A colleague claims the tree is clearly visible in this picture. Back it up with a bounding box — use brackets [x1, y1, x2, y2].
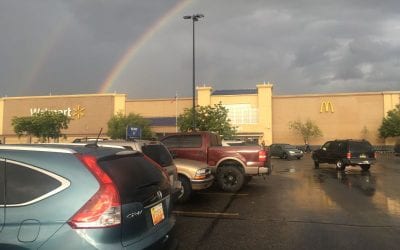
[379, 104, 400, 138]
[289, 118, 323, 144]
[12, 111, 70, 142]
[177, 103, 236, 139]
[107, 112, 153, 139]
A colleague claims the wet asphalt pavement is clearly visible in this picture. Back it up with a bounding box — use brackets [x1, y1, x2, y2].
[171, 154, 400, 250]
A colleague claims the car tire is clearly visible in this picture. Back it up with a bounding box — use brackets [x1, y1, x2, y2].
[283, 152, 288, 160]
[217, 166, 244, 192]
[177, 175, 192, 203]
[336, 160, 346, 171]
[361, 165, 370, 171]
[314, 159, 320, 169]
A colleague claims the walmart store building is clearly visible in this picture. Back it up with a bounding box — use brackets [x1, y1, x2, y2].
[0, 83, 399, 145]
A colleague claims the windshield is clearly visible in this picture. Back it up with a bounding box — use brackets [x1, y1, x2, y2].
[350, 141, 373, 152]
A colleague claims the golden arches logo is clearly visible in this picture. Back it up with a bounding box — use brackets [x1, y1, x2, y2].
[320, 101, 334, 113]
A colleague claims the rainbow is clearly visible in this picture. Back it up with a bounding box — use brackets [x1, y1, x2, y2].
[98, 0, 191, 94]
[21, 16, 71, 95]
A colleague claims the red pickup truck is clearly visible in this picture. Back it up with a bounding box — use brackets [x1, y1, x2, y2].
[161, 131, 272, 192]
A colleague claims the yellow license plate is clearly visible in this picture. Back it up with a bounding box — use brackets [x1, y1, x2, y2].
[150, 203, 165, 225]
[360, 154, 366, 158]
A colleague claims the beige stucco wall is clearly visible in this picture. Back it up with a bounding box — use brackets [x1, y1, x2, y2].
[113, 94, 127, 115]
[0, 87, 398, 145]
[197, 84, 273, 143]
[0, 99, 3, 136]
[1, 94, 122, 143]
[125, 97, 192, 134]
[125, 98, 192, 117]
[383, 92, 400, 116]
[272, 92, 386, 145]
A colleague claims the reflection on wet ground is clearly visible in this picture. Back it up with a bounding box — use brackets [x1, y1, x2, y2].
[324, 169, 375, 196]
[271, 155, 400, 225]
[174, 155, 400, 249]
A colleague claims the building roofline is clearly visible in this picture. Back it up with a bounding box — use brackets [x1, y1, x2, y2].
[1, 93, 126, 100]
[126, 97, 193, 102]
[273, 90, 400, 99]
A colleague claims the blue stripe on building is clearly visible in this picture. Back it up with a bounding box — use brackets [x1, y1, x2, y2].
[148, 117, 176, 126]
[212, 89, 257, 95]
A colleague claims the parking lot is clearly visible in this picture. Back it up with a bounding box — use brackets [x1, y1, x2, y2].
[171, 154, 400, 250]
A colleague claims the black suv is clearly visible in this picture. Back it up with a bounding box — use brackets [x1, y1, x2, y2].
[312, 139, 376, 171]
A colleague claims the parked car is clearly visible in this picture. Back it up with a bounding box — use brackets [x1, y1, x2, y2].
[78, 139, 182, 202]
[173, 158, 214, 203]
[72, 137, 109, 142]
[394, 140, 400, 157]
[96, 139, 213, 203]
[0, 144, 175, 249]
[269, 143, 304, 160]
[312, 139, 376, 171]
[161, 131, 272, 192]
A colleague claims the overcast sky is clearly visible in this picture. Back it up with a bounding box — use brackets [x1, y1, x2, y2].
[1, 0, 400, 99]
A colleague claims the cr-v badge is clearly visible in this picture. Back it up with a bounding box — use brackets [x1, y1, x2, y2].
[127, 210, 143, 219]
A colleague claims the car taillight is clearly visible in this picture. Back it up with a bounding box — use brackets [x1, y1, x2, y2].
[259, 150, 267, 162]
[346, 152, 351, 159]
[68, 154, 121, 229]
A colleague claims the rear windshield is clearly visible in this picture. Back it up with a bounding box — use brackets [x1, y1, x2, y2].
[141, 144, 173, 167]
[349, 141, 373, 152]
[98, 154, 168, 204]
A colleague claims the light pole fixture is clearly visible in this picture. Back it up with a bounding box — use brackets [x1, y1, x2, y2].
[183, 14, 204, 131]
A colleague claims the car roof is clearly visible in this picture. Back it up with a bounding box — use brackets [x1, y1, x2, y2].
[333, 139, 371, 144]
[0, 144, 76, 154]
[97, 139, 165, 151]
[12, 143, 139, 158]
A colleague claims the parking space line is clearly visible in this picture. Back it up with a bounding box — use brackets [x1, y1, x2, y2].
[173, 210, 240, 219]
[197, 192, 249, 196]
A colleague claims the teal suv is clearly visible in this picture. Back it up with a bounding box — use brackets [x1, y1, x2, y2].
[0, 144, 175, 249]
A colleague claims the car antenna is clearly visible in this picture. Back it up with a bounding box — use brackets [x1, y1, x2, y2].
[95, 128, 103, 144]
[85, 128, 102, 148]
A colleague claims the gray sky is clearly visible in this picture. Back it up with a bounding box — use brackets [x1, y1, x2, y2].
[1, 0, 400, 99]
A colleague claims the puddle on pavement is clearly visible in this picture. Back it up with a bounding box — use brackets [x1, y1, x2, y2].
[276, 168, 297, 174]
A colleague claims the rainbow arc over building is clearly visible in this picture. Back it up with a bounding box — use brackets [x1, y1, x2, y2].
[98, 0, 190, 94]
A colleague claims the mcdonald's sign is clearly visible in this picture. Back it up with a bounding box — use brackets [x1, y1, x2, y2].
[320, 101, 334, 113]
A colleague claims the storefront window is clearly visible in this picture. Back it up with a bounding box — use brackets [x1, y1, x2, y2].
[223, 104, 258, 125]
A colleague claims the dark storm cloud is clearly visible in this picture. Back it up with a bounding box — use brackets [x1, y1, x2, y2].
[0, 0, 399, 98]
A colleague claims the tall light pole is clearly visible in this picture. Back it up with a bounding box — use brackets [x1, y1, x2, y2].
[183, 14, 204, 131]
